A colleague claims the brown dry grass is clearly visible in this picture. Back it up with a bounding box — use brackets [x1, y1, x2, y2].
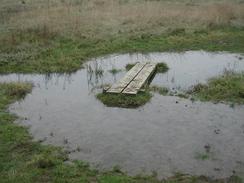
[1, 0, 244, 39]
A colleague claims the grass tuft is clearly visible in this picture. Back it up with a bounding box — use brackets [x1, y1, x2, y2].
[109, 68, 122, 74]
[1, 82, 32, 98]
[156, 62, 169, 73]
[125, 63, 137, 71]
[96, 91, 152, 108]
[125, 62, 169, 74]
[188, 72, 244, 104]
[29, 154, 56, 169]
[0, 83, 32, 109]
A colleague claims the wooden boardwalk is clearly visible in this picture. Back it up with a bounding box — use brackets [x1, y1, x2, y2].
[106, 63, 157, 94]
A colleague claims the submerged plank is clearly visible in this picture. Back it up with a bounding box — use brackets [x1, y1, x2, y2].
[122, 63, 157, 94]
[106, 63, 146, 93]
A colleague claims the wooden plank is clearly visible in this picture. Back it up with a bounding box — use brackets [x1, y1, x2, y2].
[122, 63, 157, 94]
[106, 63, 146, 93]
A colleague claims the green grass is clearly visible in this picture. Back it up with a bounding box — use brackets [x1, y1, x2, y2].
[125, 63, 137, 71]
[109, 68, 122, 75]
[0, 82, 243, 182]
[156, 63, 169, 73]
[96, 91, 152, 108]
[126, 62, 168, 73]
[1, 28, 244, 73]
[0, 83, 32, 120]
[0, 82, 32, 100]
[188, 72, 244, 104]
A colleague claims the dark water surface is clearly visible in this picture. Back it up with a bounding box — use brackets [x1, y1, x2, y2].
[1, 51, 244, 178]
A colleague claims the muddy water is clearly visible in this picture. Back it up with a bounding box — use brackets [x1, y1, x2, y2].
[1, 51, 244, 178]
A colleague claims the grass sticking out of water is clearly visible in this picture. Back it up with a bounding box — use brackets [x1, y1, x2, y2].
[109, 68, 122, 75]
[195, 152, 210, 161]
[96, 91, 152, 108]
[156, 63, 169, 73]
[149, 85, 169, 95]
[188, 72, 244, 104]
[125, 62, 169, 74]
[125, 63, 137, 71]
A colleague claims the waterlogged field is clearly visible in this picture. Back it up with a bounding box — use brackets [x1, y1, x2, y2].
[1, 51, 244, 178]
[1, 0, 244, 73]
[1, 0, 244, 182]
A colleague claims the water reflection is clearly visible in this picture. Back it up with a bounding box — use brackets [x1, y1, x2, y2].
[0, 51, 244, 178]
[1, 51, 243, 93]
[86, 60, 105, 92]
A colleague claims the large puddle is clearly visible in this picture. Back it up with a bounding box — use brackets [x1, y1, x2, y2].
[1, 51, 244, 178]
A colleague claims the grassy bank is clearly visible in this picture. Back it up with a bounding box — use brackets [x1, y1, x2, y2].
[188, 72, 244, 104]
[0, 28, 244, 73]
[1, 0, 244, 73]
[0, 82, 242, 183]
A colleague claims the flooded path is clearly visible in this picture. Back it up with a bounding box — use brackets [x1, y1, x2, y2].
[1, 51, 244, 178]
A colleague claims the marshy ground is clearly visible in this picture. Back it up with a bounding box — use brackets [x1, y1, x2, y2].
[1, 0, 244, 73]
[1, 0, 244, 182]
[1, 51, 244, 181]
